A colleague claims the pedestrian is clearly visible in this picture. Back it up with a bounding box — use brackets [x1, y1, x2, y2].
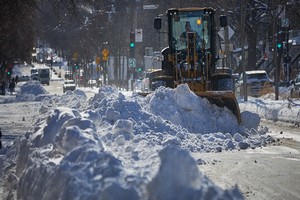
[15, 75, 19, 84]
[9, 80, 15, 95]
[0, 128, 2, 149]
[1, 80, 5, 95]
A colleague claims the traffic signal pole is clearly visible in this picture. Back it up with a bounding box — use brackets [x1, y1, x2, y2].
[284, 26, 291, 82]
[271, 1, 279, 101]
[129, 31, 137, 83]
[274, 28, 284, 100]
[129, 31, 135, 58]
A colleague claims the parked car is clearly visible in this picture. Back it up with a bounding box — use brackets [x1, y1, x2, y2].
[290, 75, 300, 98]
[63, 79, 76, 93]
[238, 70, 273, 97]
[31, 73, 39, 81]
[64, 71, 71, 79]
[88, 79, 97, 87]
[30, 68, 38, 75]
[19, 75, 30, 82]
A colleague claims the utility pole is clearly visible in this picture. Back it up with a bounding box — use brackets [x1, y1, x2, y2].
[224, 1, 230, 69]
[273, 0, 282, 101]
[240, 0, 248, 101]
[282, 13, 290, 82]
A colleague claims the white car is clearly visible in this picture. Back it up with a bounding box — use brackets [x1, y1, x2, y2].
[63, 80, 76, 93]
[238, 70, 273, 97]
[88, 79, 97, 87]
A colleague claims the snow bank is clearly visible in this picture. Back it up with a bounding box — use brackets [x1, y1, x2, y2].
[2, 84, 276, 199]
[147, 146, 243, 200]
[239, 95, 300, 125]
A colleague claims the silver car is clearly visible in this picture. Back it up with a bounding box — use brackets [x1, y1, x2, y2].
[290, 75, 300, 98]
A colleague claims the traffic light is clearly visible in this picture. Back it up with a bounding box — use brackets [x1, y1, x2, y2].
[6, 65, 12, 76]
[137, 66, 142, 72]
[276, 31, 284, 51]
[130, 31, 135, 48]
[130, 31, 135, 57]
[73, 62, 79, 69]
[6, 69, 12, 75]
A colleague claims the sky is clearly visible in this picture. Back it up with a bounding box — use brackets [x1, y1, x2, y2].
[0, 64, 299, 200]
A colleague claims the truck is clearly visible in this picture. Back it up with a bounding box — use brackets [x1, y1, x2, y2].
[146, 7, 241, 122]
[38, 67, 50, 85]
[139, 69, 164, 93]
[238, 70, 273, 97]
[144, 51, 163, 71]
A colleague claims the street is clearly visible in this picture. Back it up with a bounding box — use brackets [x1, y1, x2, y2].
[193, 121, 300, 200]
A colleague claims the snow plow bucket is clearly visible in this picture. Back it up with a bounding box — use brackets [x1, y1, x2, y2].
[194, 90, 241, 124]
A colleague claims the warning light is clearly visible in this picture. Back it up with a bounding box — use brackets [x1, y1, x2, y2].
[197, 18, 202, 25]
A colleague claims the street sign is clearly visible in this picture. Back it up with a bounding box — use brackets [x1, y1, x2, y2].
[128, 58, 136, 68]
[102, 56, 108, 61]
[143, 4, 159, 10]
[135, 29, 143, 42]
[102, 48, 109, 57]
[281, 18, 289, 27]
[72, 52, 78, 61]
[95, 56, 101, 64]
[218, 26, 234, 40]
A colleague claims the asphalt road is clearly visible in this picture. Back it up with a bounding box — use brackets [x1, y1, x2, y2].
[192, 122, 300, 200]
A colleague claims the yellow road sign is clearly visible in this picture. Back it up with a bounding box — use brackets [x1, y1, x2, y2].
[102, 56, 108, 61]
[96, 56, 101, 64]
[102, 48, 109, 57]
[72, 52, 79, 61]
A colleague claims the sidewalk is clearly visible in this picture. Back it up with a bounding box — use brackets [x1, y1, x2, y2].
[0, 82, 22, 104]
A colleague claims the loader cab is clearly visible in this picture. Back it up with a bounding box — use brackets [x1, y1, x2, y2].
[154, 8, 231, 92]
[155, 8, 217, 74]
[168, 9, 213, 52]
[153, 8, 241, 123]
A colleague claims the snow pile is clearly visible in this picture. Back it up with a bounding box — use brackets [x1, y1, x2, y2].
[144, 84, 240, 134]
[239, 94, 300, 125]
[1, 84, 276, 199]
[147, 146, 243, 200]
[19, 81, 48, 96]
[15, 81, 48, 102]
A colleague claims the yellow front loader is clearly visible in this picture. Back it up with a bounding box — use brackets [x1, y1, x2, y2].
[147, 7, 241, 123]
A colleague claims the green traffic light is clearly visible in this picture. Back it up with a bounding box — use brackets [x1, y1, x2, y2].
[130, 42, 135, 48]
[277, 43, 282, 49]
[137, 67, 142, 72]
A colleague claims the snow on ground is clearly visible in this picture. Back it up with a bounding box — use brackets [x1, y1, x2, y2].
[0, 65, 299, 199]
[239, 93, 300, 125]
